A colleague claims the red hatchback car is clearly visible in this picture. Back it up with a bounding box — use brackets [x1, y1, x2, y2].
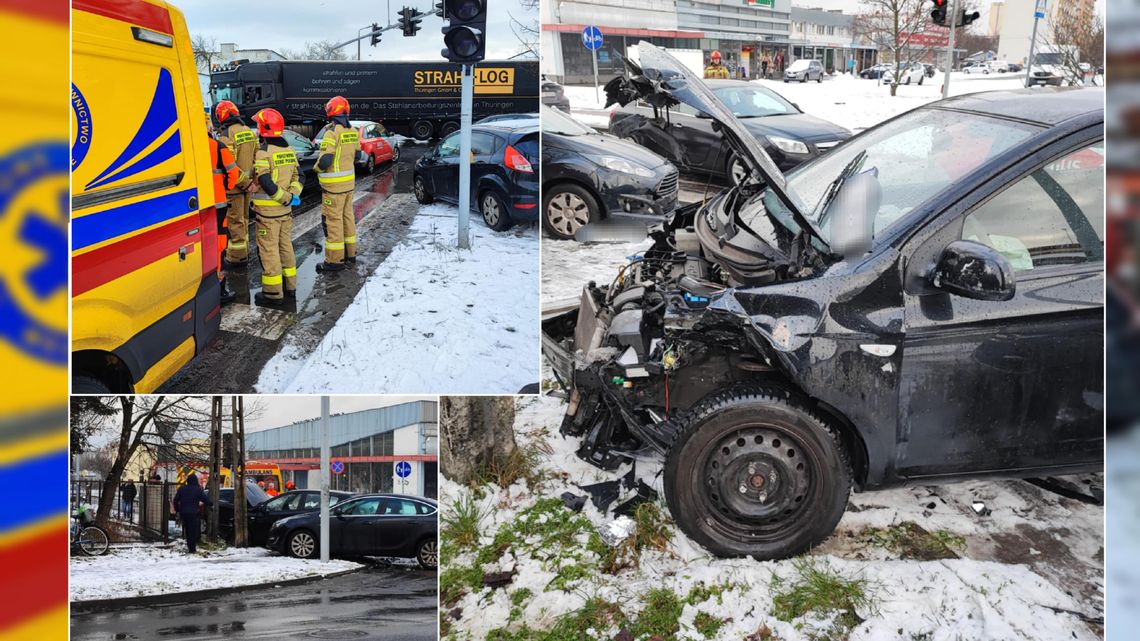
[315, 120, 399, 174]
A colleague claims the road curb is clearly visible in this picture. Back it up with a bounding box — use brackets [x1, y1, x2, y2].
[70, 564, 364, 612]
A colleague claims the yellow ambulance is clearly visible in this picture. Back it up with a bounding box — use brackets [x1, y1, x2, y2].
[71, 0, 220, 392]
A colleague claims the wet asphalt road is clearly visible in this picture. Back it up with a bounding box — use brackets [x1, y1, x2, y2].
[70, 561, 438, 641]
[158, 144, 430, 393]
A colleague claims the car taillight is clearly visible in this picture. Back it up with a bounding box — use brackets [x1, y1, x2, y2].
[503, 145, 533, 173]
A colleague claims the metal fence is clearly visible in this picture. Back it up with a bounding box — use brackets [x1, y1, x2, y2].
[71, 479, 179, 544]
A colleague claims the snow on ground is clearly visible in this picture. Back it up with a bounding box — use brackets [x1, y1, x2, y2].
[1107, 427, 1140, 640]
[441, 396, 1103, 641]
[70, 543, 360, 602]
[256, 206, 540, 394]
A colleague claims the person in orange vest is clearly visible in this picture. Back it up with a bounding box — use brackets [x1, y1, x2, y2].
[314, 96, 361, 272]
[207, 117, 241, 305]
[704, 50, 730, 79]
[265, 482, 279, 497]
[215, 100, 258, 268]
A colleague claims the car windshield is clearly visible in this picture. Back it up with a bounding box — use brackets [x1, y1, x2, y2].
[788, 60, 811, 71]
[541, 104, 592, 136]
[211, 85, 242, 105]
[742, 108, 1041, 244]
[1034, 53, 1063, 65]
[711, 86, 797, 118]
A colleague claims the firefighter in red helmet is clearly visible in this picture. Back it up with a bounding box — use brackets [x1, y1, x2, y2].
[314, 95, 361, 273]
[704, 50, 729, 79]
[248, 108, 302, 307]
[206, 115, 240, 305]
[214, 100, 258, 267]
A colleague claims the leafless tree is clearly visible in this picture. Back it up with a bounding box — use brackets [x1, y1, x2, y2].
[283, 40, 350, 61]
[854, 0, 931, 96]
[191, 34, 219, 72]
[1034, 7, 1103, 86]
[509, 0, 540, 59]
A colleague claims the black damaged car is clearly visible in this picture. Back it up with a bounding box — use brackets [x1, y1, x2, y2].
[542, 42, 1104, 560]
[541, 104, 679, 240]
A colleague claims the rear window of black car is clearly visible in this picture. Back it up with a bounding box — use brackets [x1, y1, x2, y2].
[514, 133, 539, 163]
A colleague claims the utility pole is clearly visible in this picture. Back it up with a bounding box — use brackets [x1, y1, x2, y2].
[320, 396, 331, 563]
[232, 396, 248, 547]
[457, 64, 473, 249]
[207, 396, 221, 541]
[941, 0, 957, 98]
[1025, 0, 1044, 87]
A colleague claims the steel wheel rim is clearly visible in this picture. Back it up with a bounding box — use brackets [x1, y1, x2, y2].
[414, 177, 425, 200]
[79, 527, 108, 555]
[730, 158, 748, 185]
[482, 195, 501, 226]
[546, 192, 589, 236]
[697, 424, 815, 541]
[291, 532, 315, 557]
[420, 540, 438, 567]
[392, 146, 400, 161]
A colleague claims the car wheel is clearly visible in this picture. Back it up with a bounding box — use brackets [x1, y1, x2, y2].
[365, 155, 375, 174]
[416, 538, 438, 569]
[542, 184, 597, 240]
[287, 530, 317, 559]
[800, 75, 807, 83]
[414, 175, 433, 204]
[390, 145, 400, 163]
[440, 121, 460, 137]
[918, 76, 924, 85]
[905, 76, 911, 85]
[480, 191, 512, 232]
[73, 374, 113, 394]
[727, 155, 748, 185]
[663, 386, 852, 559]
[817, 74, 822, 83]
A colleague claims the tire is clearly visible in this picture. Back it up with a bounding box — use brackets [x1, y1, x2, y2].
[918, 76, 924, 85]
[416, 538, 438, 569]
[905, 77, 911, 85]
[364, 155, 375, 174]
[73, 374, 112, 394]
[287, 530, 318, 559]
[480, 191, 512, 232]
[77, 525, 110, 556]
[663, 386, 852, 559]
[816, 74, 822, 83]
[390, 145, 400, 163]
[542, 183, 598, 240]
[412, 120, 434, 140]
[414, 175, 433, 204]
[440, 121, 460, 137]
[800, 75, 806, 83]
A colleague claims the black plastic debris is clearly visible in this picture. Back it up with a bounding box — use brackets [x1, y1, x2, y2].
[579, 480, 622, 512]
[613, 480, 659, 518]
[560, 491, 587, 512]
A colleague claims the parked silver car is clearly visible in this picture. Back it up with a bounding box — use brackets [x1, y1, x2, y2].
[783, 58, 823, 83]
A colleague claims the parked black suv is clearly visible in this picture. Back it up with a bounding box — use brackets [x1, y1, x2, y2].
[542, 43, 1104, 560]
[413, 121, 539, 231]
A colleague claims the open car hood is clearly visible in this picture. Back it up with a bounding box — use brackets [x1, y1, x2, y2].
[604, 42, 788, 192]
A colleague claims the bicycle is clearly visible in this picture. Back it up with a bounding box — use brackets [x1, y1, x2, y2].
[71, 505, 110, 556]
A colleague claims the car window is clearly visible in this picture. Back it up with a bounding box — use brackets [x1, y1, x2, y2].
[438, 133, 460, 158]
[381, 498, 420, 515]
[300, 492, 320, 510]
[415, 501, 437, 515]
[961, 142, 1105, 272]
[342, 498, 381, 515]
[712, 87, 796, 117]
[471, 132, 499, 156]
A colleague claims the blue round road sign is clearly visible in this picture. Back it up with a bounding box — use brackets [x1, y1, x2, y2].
[331, 460, 344, 475]
[582, 26, 603, 51]
[395, 461, 412, 478]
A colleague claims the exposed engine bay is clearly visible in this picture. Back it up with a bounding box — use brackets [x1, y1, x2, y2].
[545, 198, 832, 471]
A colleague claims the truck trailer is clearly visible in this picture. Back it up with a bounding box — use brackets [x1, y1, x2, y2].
[209, 59, 539, 140]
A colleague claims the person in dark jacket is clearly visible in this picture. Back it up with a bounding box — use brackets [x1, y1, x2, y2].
[120, 480, 137, 522]
[172, 473, 212, 553]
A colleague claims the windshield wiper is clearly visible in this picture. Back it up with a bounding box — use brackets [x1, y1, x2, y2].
[813, 150, 867, 220]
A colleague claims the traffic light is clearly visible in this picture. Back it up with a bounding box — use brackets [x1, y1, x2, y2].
[930, 0, 947, 26]
[435, 0, 445, 18]
[441, 0, 486, 63]
[400, 7, 423, 37]
[959, 9, 981, 26]
[370, 22, 382, 46]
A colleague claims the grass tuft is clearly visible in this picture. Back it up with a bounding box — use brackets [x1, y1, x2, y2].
[771, 557, 876, 640]
[862, 522, 965, 560]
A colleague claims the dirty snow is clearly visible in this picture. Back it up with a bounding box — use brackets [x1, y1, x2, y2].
[70, 543, 361, 602]
[1107, 427, 1139, 640]
[255, 205, 539, 394]
[441, 396, 1103, 640]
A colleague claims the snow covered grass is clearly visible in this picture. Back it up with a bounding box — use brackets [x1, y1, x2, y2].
[439, 396, 1103, 641]
[256, 205, 540, 394]
[69, 543, 361, 602]
[1107, 427, 1140, 640]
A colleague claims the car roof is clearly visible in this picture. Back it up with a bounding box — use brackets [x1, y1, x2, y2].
[475, 122, 539, 135]
[933, 87, 1104, 126]
[344, 493, 437, 504]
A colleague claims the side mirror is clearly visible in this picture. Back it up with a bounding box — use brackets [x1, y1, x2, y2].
[827, 168, 881, 260]
[929, 240, 1016, 301]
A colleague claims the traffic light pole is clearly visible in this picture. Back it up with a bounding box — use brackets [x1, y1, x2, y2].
[941, 0, 957, 99]
[457, 63, 473, 249]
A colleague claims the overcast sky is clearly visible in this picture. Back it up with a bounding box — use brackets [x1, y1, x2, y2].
[179, 0, 536, 61]
[797, 0, 1105, 24]
[244, 395, 434, 432]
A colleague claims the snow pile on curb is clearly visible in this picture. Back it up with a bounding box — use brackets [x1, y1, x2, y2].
[70, 543, 361, 602]
[256, 205, 539, 393]
[1107, 427, 1140, 640]
[440, 396, 1102, 640]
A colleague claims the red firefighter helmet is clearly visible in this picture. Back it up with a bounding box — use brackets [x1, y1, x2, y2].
[215, 100, 239, 123]
[325, 95, 350, 117]
[252, 108, 285, 137]
[257, 481, 266, 488]
[285, 481, 295, 490]
[710, 50, 722, 64]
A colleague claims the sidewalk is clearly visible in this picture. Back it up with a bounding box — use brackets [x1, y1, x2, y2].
[70, 542, 361, 603]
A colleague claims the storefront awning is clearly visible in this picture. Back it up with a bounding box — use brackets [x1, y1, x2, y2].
[543, 23, 705, 39]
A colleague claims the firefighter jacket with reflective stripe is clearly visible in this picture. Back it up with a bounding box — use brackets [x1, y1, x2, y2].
[209, 135, 240, 208]
[251, 143, 303, 218]
[219, 121, 258, 193]
[316, 123, 360, 194]
[703, 64, 730, 79]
